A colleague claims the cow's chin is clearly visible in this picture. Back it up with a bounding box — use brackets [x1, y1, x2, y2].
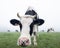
[18, 37, 30, 46]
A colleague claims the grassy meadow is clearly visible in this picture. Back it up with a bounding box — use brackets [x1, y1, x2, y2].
[0, 32, 60, 48]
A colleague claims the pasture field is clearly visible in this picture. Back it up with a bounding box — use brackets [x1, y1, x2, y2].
[0, 32, 60, 48]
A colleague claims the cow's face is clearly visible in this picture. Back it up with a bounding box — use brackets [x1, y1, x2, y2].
[10, 15, 35, 46]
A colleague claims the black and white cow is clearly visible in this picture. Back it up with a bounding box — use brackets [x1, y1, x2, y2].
[10, 7, 44, 46]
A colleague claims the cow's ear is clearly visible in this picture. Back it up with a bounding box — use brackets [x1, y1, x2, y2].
[10, 19, 20, 26]
[33, 19, 44, 25]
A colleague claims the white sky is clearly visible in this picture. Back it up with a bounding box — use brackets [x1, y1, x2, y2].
[0, 0, 60, 32]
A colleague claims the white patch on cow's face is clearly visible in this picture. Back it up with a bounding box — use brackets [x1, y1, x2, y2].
[18, 16, 34, 46]
[20, 16, 33, 25]
[20, 16, 33, 34]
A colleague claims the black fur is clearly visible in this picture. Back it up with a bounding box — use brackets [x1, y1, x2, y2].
[25, 10, 37, 19]
[34, 32, 36, 36]
[30, 22, 34, 36]
[10, 19, 22, 31]
[33, 19, 44, 25]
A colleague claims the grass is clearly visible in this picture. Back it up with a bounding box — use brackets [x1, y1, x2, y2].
[0, 32, 60, 48]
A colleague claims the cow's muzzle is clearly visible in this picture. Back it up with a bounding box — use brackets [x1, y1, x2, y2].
[18, 37, 30, 46]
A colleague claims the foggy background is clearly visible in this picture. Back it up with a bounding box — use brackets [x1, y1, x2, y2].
[0, 0, 60, 32]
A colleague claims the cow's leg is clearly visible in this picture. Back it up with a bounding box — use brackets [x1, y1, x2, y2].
[33, 25, 38, 45]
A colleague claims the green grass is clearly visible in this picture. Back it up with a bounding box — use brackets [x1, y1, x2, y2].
[0, 32, 60, 48]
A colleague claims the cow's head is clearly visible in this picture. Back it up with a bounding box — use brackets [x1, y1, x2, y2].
[10, 13, 44, 46]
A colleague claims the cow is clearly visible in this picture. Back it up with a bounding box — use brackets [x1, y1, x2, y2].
[10, 7, 44, 46]
[47, 28, 54, 32]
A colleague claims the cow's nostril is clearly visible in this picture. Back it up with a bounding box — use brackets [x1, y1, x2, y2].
[26, 39, 29, 43]
[21, 42, 26, 46]
[22, 42, 25, 45]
